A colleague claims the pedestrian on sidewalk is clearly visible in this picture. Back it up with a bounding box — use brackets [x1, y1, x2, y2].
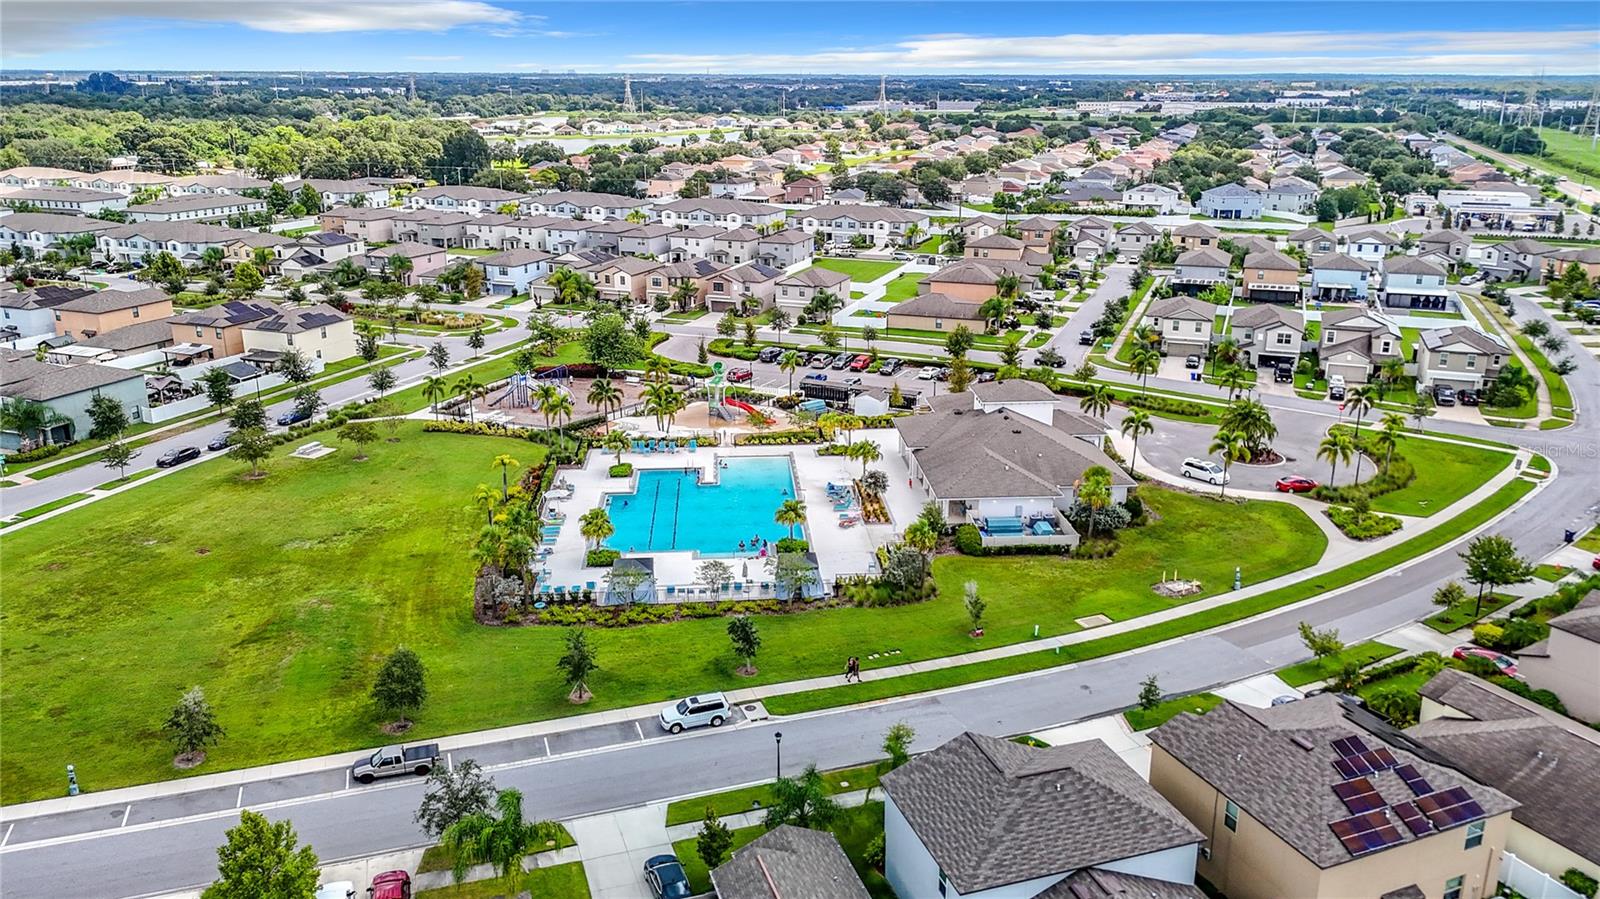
[844, 656, 860, 683]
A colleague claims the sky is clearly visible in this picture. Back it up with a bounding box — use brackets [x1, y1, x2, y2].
[4, 1, 1598, 76]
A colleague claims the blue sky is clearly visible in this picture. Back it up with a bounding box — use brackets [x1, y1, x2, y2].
[5, 1, 1598, 75]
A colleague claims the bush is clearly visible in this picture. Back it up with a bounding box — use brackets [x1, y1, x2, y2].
[1471, 622, 1504, 647]
[736, 428, 824, 446]
[1562, 869, 1599, 899]
[1325, 506, 1403, 540]
[608, 463, 633, 478]
[1122, 493, 1146, 525]
[1478, 618, 1548, 652]
[1124, 393, 1211, 419]
[1072, 537, 1120, 559]
[774, 537, 809, 554]
[954, 524, 983, 555]
[1065, 500, 1132, 533]
[1312, 447, 1416, 505]
[585, 549, 620, 567]
[6, 442, 69, 463]
[707, 338, 762, 361]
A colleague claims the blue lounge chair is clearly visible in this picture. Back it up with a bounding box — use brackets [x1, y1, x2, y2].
[734, 582, 745, 594]
[688, 440, 697, 452]
[585, 580, 596, 592]
[540, 584, 552, 595]
[554, 586, 566, 597]
[572, 585, 582, 596]
[665, 585, 676, 598]
[760, 581, 771, 594]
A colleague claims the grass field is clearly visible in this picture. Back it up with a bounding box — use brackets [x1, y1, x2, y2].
[1363, 434, 1515, 517]
[880, 272, 927, 303]
[1123, 692, 1222, 731]
[1522, 128, 1600, 184]
[809, 257, 903, 284]
[0, 461, 1322, 802]
[1275, 641, 1402, 688]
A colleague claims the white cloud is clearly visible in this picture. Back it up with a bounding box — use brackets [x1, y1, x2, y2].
[626, 28, 1600, 75]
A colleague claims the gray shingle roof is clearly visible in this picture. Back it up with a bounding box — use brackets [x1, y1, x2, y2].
[243, 303, 348, 335]
[968, 233, 1025, 249]
[1549, 588, 1600, 642]
[1174, 223, 1222, 238]
[1176, 247, 1231, 269]
[1313, 253, 1370, 273]
[1243, 249, 1299, 272]
[475, 248, 553, 268]
[56, 286, 171, 315]
[78, 316, 178, 352]
[970, 379, 1057, 403]
[0, 212, 120, 235]
[888, 292, 984, 321]
[1146, 295, 1217, 321]
[1409, 668, 1600, 864]
[881, 733, 1201, 894]
[0, 348, 144, 401]
[1150, 696, 1518, 870]
[779, 267, 850, 289]
[1230, 304, 1303, 331]
[1418, 326, 1506, 356]
[133, 194, 263, 214]
[1038, 869, 1203, 899]
[709, 825, 870, 899]
[1384, 256, 1447, 278]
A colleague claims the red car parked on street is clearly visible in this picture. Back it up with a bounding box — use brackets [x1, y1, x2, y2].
[1274, 475, 1319, 493]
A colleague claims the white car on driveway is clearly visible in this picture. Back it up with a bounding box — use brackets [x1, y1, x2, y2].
[658, 693, 731, 734]
[1180, 457, 1229, 486]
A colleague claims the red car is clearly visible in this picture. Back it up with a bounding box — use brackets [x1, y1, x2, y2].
[1274, 475, 1319, 493]
[848, 354, 872, 372]
[1452, 645, 1519, 677]
[369, 871, 412, 899]
[1592, 555, 1600, 571]
[727, 367, 753, 383]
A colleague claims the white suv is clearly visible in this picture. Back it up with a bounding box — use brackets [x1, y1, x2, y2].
[1180, 457, 1229, 486]
[658, 693, 731, 734]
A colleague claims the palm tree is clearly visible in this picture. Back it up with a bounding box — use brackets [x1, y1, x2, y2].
[645, 355, 671, 385]
[439, 788, 561, 886]
[1217, 365, 1249, 401]
[901, 222, 924, 249]
[1318, 431, 1356, 487]
[1119, 409, 1154, 477]
[453, 373, 482, 424]
[0, 399, 71, 446]
[579, 506, 614, 550]
[586, 377, 622, 424]
[473, 484, 499, 527]
[490, 454, 519, 499]
[851, 439, 882, 476]
[779, 350, 802, 393]
[775, 499, 806, 539]
[1129, 345, 1161, 396]
[602, 429, 632, 465]
[1079, 384, 1113, 419]
[1077, 465, 1113, 541]
[1376, 412, 1406, 469]
[1208, 428, 1249, 498]
[669, 280, 700, 313]
[1378, 358, 1405, 399]
[331, 257, 362, 287]
[807, 290, 843, 323]
[384, 252, 414, 285]
[1346, 385, 1374, 441]
[532, 383, 561, 430]
[421, 375, 448, 420]
[1210, 335, 1241, 377]
[544, 390, 575, 442]
[978, 296, 1011, 334]
[642, 383, 681, 434]
[993, 273, 1021, 301]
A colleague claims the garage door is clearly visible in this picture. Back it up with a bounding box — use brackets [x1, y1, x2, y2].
[1325, 361, 1370, 384]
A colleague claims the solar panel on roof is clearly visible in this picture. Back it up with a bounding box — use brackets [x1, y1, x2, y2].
[1395, 764, 1433, 796]
[1333, 778, 1385, 814]
[1392, 801, 1433, 837]
[1333, 753, 1373, 779]
[1417, 787, 1486, 830]
[1330, 811, 1404, 856]
[1331, 735, 1371, 759]
[1360, 748, 1398, 772]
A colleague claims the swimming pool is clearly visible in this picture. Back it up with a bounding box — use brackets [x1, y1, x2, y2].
[605, 456, 800, 556]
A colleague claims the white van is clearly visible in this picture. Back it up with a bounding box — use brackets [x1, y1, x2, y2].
[658, 693, 731, 734]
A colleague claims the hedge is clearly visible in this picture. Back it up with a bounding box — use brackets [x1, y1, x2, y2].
[608, 463, 633, 478]
[736, 427, 824, 446]
[1124, 393, 1211, 418]
[6, 442, 69, 463]
[1325, 507, 1404, 540]
[952, 522, 1081, 557]
[585, 549, 620, 567]
[1311, 432, 1415, 504]
[707, 338, 762, 361]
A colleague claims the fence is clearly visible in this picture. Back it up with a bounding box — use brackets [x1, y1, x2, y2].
[1499, 851, 1583, 899]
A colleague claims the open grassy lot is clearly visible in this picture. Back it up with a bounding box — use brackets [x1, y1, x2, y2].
[1276, 641, 1401, 687]
[1364, 434, 1515, 517]
[0, 459, 1322, 802]
[880, 272, 927, 303]
[809, 257, 903, 284]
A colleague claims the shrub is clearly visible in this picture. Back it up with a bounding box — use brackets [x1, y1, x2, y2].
[1065, 501, 1132, 533]
[953, 524, 983, 556]
[1124, 393, 1211, 418]
[585, 549, 620, 567]
[1072, 537, 1120, 559]
[1562, 869, 1599, 899]
[774, 537, 809, 554]
[1122, 493, 1146, 525]
[1325, 506, 1403, 540]
[1471, 622, 1504, 647]
[1312, 447, 1416, 505]
[7, 442, 70, 463]
[707, 338, 762, 361]
[608, 463, 633, 478]
[1478, 618, 1548, 652]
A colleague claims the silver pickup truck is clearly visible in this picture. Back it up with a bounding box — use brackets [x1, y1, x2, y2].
[350, 743, 439, 784]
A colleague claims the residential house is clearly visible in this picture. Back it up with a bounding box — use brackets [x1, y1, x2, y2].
[895, 380, 1129, 537]
[1319, 307, 1404, 385]
[240, 303, 356, 364]
[169, 300, 277, 358]
[710, 228, 763, 267]
[711, 826, 869, 899]
[474, 248, 554, 297]
[73, 317, 177, 358]
[616, 223, 675, 258]
[1198, 184, 1263, 220]
[706, 262, 782, 313]
[405, 186, 532, 216]
[781, 177, 825, 204]
[1345, 229, 1397, 265]
[1145, 295, 1217, 359]
[541, 218, 599, 255]
[1123, 183, 1183, 213]
[1414, 326, 1508, 393]
[1115, 221, 1162, 258]
[645, 259, 726, 310]
[1050, 180, 1124, 206]
[1410, 668, 1600, 883]
[800, 204, 930, 249]
[0, 212, 119, 258]
[1419, 230, 1473, 269]
[1310, 253, 1372, 302]
[577, 219, 636, 254]
[320, 206, 405, 244]
[589, 256, 662, 304]
[775, 267, 850, 318]
[1542, 246, 1600, 281]
[1287, 226, 1338, 256]
[359, 243, 448, 286]
[921, 259, 1032, 302]
[885, 292, 985, 331]
[127, 193, 266, 223]
[1379, 256, 1450, 311]
[1263, 176, 1320, 214]
[1011, 215, 1061, 249]
[1481, 238, 1556, 282]
[1, 186, 127, 216]
[0, 349, 147, 448]
[1150, 694, 1517, 899]
[0, 286, 97, 341]
[1173, 222, 1224, 251]
[656, 197, 785, 230]
[664, 224, 723, 262]
[1169, 248, 1232, 297]
[94, 221, 252, 267]
[166, 174, 270, 195]
[1240, 250, 1302, 304]
[1319, 166, 1368, 190]
[52, 287, 173, 340]
[754, 229, 814, 269]
[882, 731, 1203, 899]
[524, 190, 654, 222]
[0, 166, 90, 189]
[1230, 304, 1304, 368]
[965, 233, 1026, 262]
[281, 178, 391, 209]
[391, 210, 475, 249]
[949, 215, 1005, 242]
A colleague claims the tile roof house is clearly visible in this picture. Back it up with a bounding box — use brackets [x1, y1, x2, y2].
[1509, 589, 1600, 723]
[1150, 695, 1517, 899]
[710, 825, 870, 899]
[1410, 668, 1600, 884]
[882, 732, 1203, 899]
[126, 193, 266, 223]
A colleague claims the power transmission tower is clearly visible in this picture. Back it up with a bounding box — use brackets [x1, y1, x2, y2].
[1519, 76, 1539, 128]
[1582, 83, 1600, 150]
[408, 74, 416, 102]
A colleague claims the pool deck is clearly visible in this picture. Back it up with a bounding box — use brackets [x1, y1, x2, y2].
[541, 431, 921, 600]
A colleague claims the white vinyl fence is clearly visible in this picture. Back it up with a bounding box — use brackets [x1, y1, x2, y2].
[1499, 851, 1583, 899]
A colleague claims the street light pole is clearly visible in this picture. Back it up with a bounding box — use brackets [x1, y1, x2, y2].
[774, 731, 783, 781]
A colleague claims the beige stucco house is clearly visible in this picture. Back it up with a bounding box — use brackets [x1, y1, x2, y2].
[1514, 589, 1600, 723]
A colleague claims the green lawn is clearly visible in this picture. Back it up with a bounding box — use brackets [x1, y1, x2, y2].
[809, 258, 903, 284]
[662, 308, 709, 322]
[1576, 526, 1600, 553]
[415, 862, 589, 899]
[1123, 692, 1222, 731]
[1362, 434, 1515, 517]
[665, 763, 881, 826]
[6, 492, 89, 522]
[1532, 563, 1572, 582]
[1423, 593, 1518, 633]
[880, 272, 928, 303]
[417, 825, 576, 874]
[446, 247, 500, 256]
[1275, 641, 1402, 688]
[386, 341, 584, 413]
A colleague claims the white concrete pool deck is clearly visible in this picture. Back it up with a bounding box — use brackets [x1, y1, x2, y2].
[537, 429, 922, 599]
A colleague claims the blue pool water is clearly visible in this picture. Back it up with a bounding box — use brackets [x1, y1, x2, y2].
[605, 456, 800, 556]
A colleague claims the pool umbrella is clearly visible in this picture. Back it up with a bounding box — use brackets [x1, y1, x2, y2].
[742, 560, 749, 579]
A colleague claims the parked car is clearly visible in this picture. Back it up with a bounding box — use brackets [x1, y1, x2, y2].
[916, 365, 940, 380]
[1274, 362, 1294, 383]
[891, 251, 912, 262]
[642, 854, 691, 899]
[658, 693, 730, 734]
[829, 352, 854, 370]
[1027, 289, 1054, 302]
[1180, 457, 1229, 486]
[1592, 555, 1600, 571]
[1078, 329, 1096, 346]
[1270, 695, 1300, 706]
[206, 430, 234, 452]
[878, 358, 904, 375]
[156, 446, 201, 468]
[1327, 374, 1347, 401]
[368, 872, 412, 899]
[809, 353, 831, 369]
[350, 744, 439, 784]
[848, 354, 871, 372]
[277, 407, 313, 426]
[727, 366, 753, 383]
[1274, 475, 1318, 493]
[1460, 272, 1483, 285]
[1434, 385, 1457, 406]
[1034, 347, 1066, 368]
[756, 346, 783, 363]
[1452, 645, 1519, 677]
[1184, 354, 1201, 369]
[842, 376, 863, 386]
[1458, 389, 1479, 406]
[804, 372, 828, 382]
[933, 367, 951, 382]
[314, 882, 356, 899]
[975, 370, 996, 382]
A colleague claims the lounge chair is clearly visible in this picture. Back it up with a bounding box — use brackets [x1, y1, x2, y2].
[839, 516, 859, 528]
[540, 584, 552, 595]
[760, 581, 771, 594]
[554, 586, 566, 597]
[665, 585, 676, 598]
[688, 440, 697, 452]
[585, 580, 596, 592]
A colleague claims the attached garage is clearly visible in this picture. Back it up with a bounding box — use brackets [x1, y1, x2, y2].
[1322, 350, 1373, 385]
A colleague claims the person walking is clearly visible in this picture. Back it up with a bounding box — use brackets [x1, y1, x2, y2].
[844, 656, 861, 683]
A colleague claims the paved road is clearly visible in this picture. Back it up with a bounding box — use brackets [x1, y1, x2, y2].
[3, 280, 1598, 897]
[1442, 131, 1600, 207]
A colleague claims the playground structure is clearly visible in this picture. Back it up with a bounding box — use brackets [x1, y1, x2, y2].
[706, 361, 762, 422]
[490, 366, 572, 410]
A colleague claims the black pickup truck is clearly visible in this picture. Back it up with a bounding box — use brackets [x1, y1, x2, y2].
[350, 744, 439, 784]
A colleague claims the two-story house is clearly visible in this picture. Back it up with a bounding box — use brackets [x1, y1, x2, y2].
[1309, 253, 1372, 302]
[801, 204, 931, 248]
[1319, 307, 1404, 385]
[1012, 215, 1062, 249]
[1514, 586, 1600, 723]
[1169, 247, 1232, 296]
[0, 286, 97, 341]
[320, 206, 405, 244]
[711, 826, 869, 899]
[1263, 176, 1320, 214]
[1382, 256, 1451, 311]
[1240, 249, 1303, 303]
[883, 732, 1204, 899]
[524, 190, 653, 221]
[474, 248, 555, 297]
[781, 177, 825, 204]
[359, 242, 449, 286]
[166, 174, 271, 195]
[95, 221, 251, 267]
[1173, 222, 1224, 251]
[964, 233, 1026, 262]
[617, 223, 675, 258]
[709, 228, 762, 267]
[706, 262, 782, 313]
[656, 197, 785, 231]
[0, 212, 118, 259]
[1414, 326, 1508, 393]
[665, 225, 724, 262]
[281, 178, 391, 210]
[754, 229, 814, 269]
[589, 256, 663, 305]
[1229, 304, 1304, 368]
[240, 303, 356, 364]
[127, 193, 266, 223]
[1198, 183, 1263, 219]
[1419, 230, 1473, 269]
[405, 186, 532, 216]
[1115, 221, 1162, 258]
[1123, 183, 1183, 213]
[169, 299, 276, 358]
[1287, 226, 1338, 256]
[52, 287, 174, 340]
[1150, 694, 1517, 899]
[645, 259, 727, 310]
[1, 186, 127, 216]
[1345, 229, 1397, 265]
[774, 267, 850, 319]
[1481, 238, 1556, 283]
[1144, 295, 1217, 359]
[0, 349, 147, 449]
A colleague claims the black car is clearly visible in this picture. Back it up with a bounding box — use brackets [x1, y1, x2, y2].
[756, 346, 782, 364]
[1078, 329, 1096, 346]
[1034, 348, 1066, 367]
[206, 431, 234, 452]
[878, 358, 903, 375]
[277, 407, 313, 426]
[156, 446, 201, 468]
[1458, 389, 1479, 406]
[1184, 354, 1201, 369]
[643, 854, 691, 899]
[1274, 363, 1294, 383]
